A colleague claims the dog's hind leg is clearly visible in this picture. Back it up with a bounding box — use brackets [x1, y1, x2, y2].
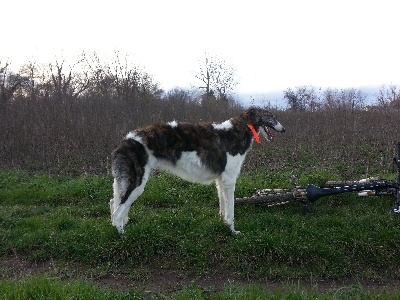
[111, 175, 135, 229]
[110, 138, 151, 234]
[112, 179, 148, 234]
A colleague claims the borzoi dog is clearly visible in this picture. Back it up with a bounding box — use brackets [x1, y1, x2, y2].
[110, 107, 285, 234]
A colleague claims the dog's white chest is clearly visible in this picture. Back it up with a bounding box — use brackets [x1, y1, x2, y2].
[224, 152, 246, 177]
[157, 151, 217, 184]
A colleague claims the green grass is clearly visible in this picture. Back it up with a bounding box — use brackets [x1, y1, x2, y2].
[0, 276, 397, 299]
[1, 169, 400, 298]
[0, 276, 142, 299]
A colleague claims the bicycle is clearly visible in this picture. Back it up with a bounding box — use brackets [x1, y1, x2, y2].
[235, 142, 400, 214]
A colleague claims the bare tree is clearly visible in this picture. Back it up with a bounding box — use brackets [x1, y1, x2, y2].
[322, 88, 365, 110]
[17, 62, 38, 100]
[284, 85, 320, 111]
[195, 53, 238, 101]
[339, 88, 365, 110]
[387, 84, 400, 110]
[0, 60, 31, 103]
[47, 59, 90, 102]
[322, 88, 337, 110]
[376, 84, 400, 109]
[82, 51, 161, 103]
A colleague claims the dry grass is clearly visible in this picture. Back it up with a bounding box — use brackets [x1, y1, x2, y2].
[1, 95, 400, 178]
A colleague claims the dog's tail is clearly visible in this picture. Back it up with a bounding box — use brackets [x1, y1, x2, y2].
[112, 138, 149, 204]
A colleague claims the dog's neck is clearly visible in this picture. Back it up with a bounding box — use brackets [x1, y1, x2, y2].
[240, 118, 260, 144]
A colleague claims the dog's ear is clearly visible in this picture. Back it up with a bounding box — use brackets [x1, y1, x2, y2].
[245, 107, 261, 124]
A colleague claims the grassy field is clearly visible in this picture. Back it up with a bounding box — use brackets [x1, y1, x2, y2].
[1, 168, 400, 299]
[1, 276, 397, 300]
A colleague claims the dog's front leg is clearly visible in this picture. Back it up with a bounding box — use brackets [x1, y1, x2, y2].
[216, 180, 226, 217]
[218, 179, 241, 235]
[226, 195, 241, 235]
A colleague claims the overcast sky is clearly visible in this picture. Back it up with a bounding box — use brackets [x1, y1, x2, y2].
[2, 0, 399, 103]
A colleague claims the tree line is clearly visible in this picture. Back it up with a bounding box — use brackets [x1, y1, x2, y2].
[284, 85, 400, 111]
[0, 52, 240, 113]
[2, 52, 400, 111]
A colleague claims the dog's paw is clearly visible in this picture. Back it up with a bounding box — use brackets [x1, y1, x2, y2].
[116, 225, 125, 235]
[230, 226, 241, 235]
[112, 215, 125, 234]
[109, 199, 114, 212]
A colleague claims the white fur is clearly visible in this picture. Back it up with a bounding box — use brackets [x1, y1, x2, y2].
[168, 120, 178, 128]
[272, 122, 285, 132]
[212, 120, 233, 130]
[216, 153, 246, 234]
[125, 131, 143, 143]
[156, 151, 218, 184]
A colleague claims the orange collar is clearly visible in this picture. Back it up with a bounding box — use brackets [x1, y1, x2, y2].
[247, 124, 260, 144]
[240, 118, 260, 144]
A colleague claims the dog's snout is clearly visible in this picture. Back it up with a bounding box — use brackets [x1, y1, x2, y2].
[273, 122, 285, 133]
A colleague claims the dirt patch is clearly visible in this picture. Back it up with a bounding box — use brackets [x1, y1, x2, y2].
[1, 255, 399, 295]
[96, 268, 243, 294]
[0, 256, 54, 279]
[0, 255, 250, 293]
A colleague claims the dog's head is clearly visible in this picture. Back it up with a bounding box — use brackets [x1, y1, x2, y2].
[241, 107, 285, 141]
